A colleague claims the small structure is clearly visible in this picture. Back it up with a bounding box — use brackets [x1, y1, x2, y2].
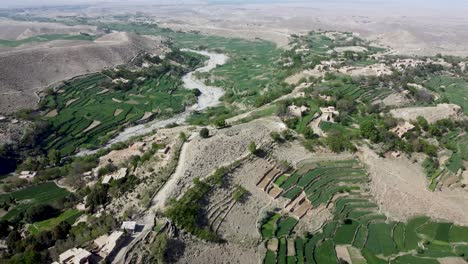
[94, 231, 125, 259]
[320, 106, 339, 122]
[157, 146, 171, 155]
[19, 171, 37, 180]
[391, 151, 401, 158]
[75, 203, 86, 211]
[58, 248, 92, 264]
[155, 135, 168, 143]
[318, 94, 332, 101]
[112, 77, 129, 84]
[0, 116, 6, 122]
[288, 105, 309, 117]
[390, 122, 415, 138]
[294, 92, 306, 98]
[101, 168, 128, 185]
[121, 221, 137, 234]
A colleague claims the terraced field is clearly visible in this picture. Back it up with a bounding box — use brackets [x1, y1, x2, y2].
[423, 76, 468, 114]
[261, 160, 468, 264]
[96, 23, 293, 106]
[317, 80, 394, 103]
[40, 53, 200, 155]
[0, 182, 70, 221]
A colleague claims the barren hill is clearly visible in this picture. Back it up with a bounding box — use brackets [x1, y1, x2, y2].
[0, 19, 97, 40]
[0, 32, 167, 114]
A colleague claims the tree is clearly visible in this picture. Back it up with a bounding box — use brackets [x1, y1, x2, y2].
[151, 234, 168, 263]
[6, 230, 21, 252]
[423, 143, 438, 157]
[0, 220, 9, 237]
[276, 101, 288, 117]
[416, 116, 429, 131]
[325, 130, 354, 153]
[24, 204, 57, 223]
[51, 221, 71, 240]
[360, 120, 380, 142]
[86, 184, 108, 212]
[214, 118, 226, 128]
[199, 128, 209, 138]
[248, 142, 257, 155]
[179, 132, 187, 142]
[270, 132, 283, 143]
[48, 149, 61, 166]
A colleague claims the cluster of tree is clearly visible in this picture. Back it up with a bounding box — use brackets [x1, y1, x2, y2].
[85, 183, 109, 213]
[358, 115, 440, 157]
[325, 129, 356, 153]
[254, 84, 294, 108]
[5, 213, 117, 263]
[270, 130, 295, 143]
[165, 177, 218, 241]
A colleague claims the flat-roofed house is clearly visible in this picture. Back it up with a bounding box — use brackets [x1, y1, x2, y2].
[58, 248, 92, 264]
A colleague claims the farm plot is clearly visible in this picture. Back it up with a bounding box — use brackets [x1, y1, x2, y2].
[279, 160, 367, 208]
[101, 22, 291, 107]
[261, 159, 468, 263]
[320, 80, 394, 103]
[423, 76, 468, 115]
[41, 53, 200, 155]
[28, 209, 82, 235]
[0, 182, 70, 221]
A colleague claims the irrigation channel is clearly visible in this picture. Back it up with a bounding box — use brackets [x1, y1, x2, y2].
[77, 49, 228, 156]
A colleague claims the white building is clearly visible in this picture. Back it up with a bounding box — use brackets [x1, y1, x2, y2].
[320, 106, 340, 122]
[390, 122, 415, 138]
[19, 171, 37, 180]
[121, 221, 137, 234]
[94, 231, 125, 259]
[102, 168, 128, 184]
[58, 248, 92, 264]
[288, 105, 309, 117]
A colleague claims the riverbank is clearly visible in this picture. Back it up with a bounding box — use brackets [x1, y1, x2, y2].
[77, 50, 228, 156]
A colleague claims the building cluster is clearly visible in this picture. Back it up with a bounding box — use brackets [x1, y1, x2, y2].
[54, 221, 137, 264]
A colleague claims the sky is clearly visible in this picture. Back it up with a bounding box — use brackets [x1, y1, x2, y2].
[1, 0, 468, 9]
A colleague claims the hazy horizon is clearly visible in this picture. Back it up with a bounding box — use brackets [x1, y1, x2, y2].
[1, 0, 468, 9]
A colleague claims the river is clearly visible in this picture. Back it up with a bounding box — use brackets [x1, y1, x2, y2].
[77, 50, 227, 156]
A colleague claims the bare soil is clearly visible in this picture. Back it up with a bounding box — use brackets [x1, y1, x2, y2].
[358, 146, 468, 225]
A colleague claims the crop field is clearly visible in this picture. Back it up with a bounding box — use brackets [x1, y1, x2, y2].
[317, 79, 393, 103]
[41, 54, 199, 155]
[0, 182, 70, 221]
[423, 76, 468, 114]
[439, 130, 468, 176]
[290, 32, 384, 67]
[261, 160, 468, 263]
[279, 160, 367, 207]
[0, 33, 96, 47]
[28, 209, 82, 235]
[98, 23, 296, 107]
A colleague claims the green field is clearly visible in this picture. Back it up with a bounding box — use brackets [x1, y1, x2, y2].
[28, 209, 82, 234]
[41, 51, 202, 155]
[0, 182, 70, 221]
[423, 75, 468, 114]
[0, 33, 96, 47]
[262, 213, 281, 239]
[262, 160, 468, 264]
[96, 23, 293, 107]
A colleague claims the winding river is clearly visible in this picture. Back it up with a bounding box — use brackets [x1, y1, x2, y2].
[77, 50, 227, 156]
